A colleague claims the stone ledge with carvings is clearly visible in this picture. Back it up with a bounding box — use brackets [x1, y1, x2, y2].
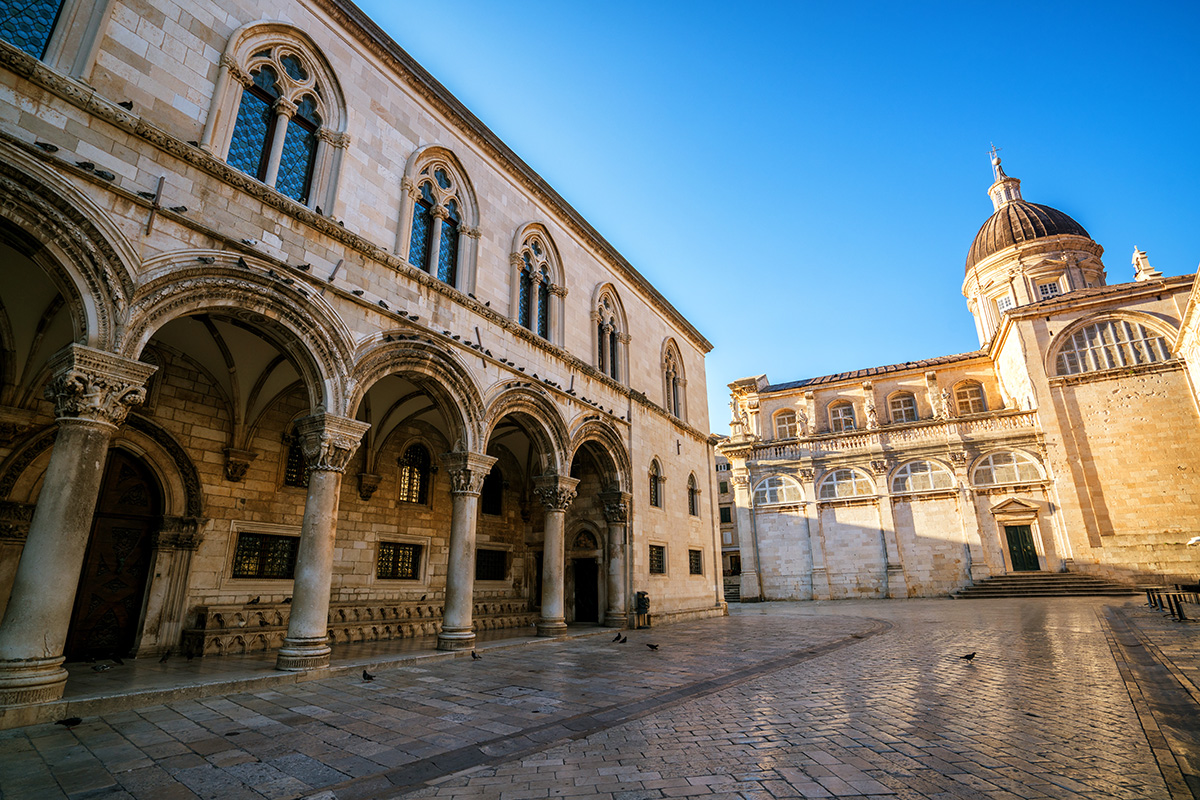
[181, 598, 536, 657]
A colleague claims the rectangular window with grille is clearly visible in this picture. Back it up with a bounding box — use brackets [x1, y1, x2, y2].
[649, 544, 666, 575]
[996, 295, 1014, 313]
[719, 506, 733, 524]
[688, 549, 703, 575]
[476, 548, 507, 581]
[1038, 282, 1062, 300]
[231, 532, 299, 579]
[377, 541, 422, 580]
[719, 481, 728, 494]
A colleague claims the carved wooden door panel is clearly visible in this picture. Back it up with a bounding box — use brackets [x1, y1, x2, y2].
[64, 450, 160, 661]
[1004, 524, 1040, 572]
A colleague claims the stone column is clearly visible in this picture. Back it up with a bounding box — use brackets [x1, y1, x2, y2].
[600, 491, 630, 627]
[730, 472, 762, 601]
[529, 270, 544, 334]
[262, 97, 297, 188]
[276, 413, 369, 671]
[534, 474, 579, 636]
[427, 205, 448, 277]
[598, 322, 612, 376]
[0, 345, 156, 706]
[437, 451, 497, 651]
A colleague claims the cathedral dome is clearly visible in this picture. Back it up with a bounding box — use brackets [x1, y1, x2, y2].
[965, 200, 1091, 272]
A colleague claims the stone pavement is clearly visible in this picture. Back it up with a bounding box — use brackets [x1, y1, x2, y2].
[0, 598, 1196, 800]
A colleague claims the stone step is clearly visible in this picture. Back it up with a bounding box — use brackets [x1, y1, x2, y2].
[952, 572, 1139, 599]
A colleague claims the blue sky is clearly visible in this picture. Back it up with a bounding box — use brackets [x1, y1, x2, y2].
[358, 1, 1200, 434]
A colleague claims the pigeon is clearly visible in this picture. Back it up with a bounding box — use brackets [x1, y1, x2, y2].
[55, 717, 82, 728]
[168, 205, 187, 213]
[117, 100, 133, 110]
[645, 644, 659, 651]
[224, 731, 241, 736]
[258, 619, 270, 626]
[236, 257, 248, 268]
[471, 651, 482, 661]
[159, 650, 171, 664]
[420, 595, 427, 601]
[617, 635, 627, 644]
[75, 161, 94, 171]
[283, 597, 292, 604]
[241, 238, 258, 246]
[612, 632, 622, 642]
[247, 596, 260, 605]
[362, 669, 375, 681]
[35, 141, 59, 152]
[959, 652, 976, 662]
[197, 256, 215, 264]
[92, 664, 111, 672]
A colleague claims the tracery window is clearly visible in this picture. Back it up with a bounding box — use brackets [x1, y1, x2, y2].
[753, 476, 803, 505]
[649, 460, 663, 508]
[663, 340, 686, 420]
[398, 443, 432, 504]
[954, 381, 987, 415]
[973, 451, 1043, 486]
[891, 461, 955, 493]
[829, 402, 856, 433]
[1054, 318, 1172, 376]
[409, 166, 463, 285]
[818, 469, 874, 500]
[888, 393, 918, 424]
[594, 288, 626, 382]
[774, 410, 797, 439]
[0, 0, 63, 57]
[512, 228, 561, 341]
[687, 474, 700, 516]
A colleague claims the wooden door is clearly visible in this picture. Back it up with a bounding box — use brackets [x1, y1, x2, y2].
[572, 558, 598, 623]
[1005, 524, 1040, 572]
[64, 450, 160, 661]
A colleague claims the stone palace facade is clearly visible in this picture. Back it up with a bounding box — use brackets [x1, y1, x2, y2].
[720, 156, 1200, 601]
[0, 0, 724, 715]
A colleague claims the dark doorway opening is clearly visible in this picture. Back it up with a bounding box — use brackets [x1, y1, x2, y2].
[572, 557, 599, 623]
[65, 449, 161, 661]
[1005, 524, 1040, 572]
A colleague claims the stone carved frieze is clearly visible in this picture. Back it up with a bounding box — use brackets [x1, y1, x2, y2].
[438, 451, 497, 496]
[534, 473, 579, 512]
[44, 345, 157, 428]
[295, 414, 369, 473]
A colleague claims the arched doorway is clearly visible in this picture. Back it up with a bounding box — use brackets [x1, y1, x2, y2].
[571, 529, 601, 624]
[64, 449, 162, 661]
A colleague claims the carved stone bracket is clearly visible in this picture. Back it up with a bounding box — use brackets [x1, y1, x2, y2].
[223, 447, 257, 482]
[949, 451, 968, 466]
[295, 413, 370, 473]
[869, 459, 890, 475]
[533, 473, 579, 512]
[798, 468, 815, 481]
[600, 491, 631, 525]
[357, 473, 381, 501]
[153, 516, 205, 550]
[438, 451, 497, 496]
[44, 345, 158, 428]
[460, 225, 481, 240]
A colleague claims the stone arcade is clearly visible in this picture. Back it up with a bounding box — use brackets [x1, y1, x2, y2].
[0, 0, 724, 715]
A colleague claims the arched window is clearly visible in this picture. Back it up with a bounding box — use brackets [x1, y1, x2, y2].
[201, 25, 348, 213]
[818, 469, 874, 500]
[687, 474, 700, 516]
[1, 0, 106, 76]
[396, 148, 480, 293]
[954, 381, 987, 415]
[973, 451, 1043, 486]
[829, 401, 856, 433]
[398, 443, 432, 504]
[753, 476, 803, 505]
[1054, 318, 1173, 376]
[649, 460, 662, 508]
[662, 340, 686, 421]
[511, 227, 563, 342]
[1, 0, 64, 57]
[593, 286, 627, 383]
[888, 392, 918, 424]
[283, 426, 309, 488]
[480, 465, 503, 516]
[891, 460, 955, 493]
[774, 410, 797, 439]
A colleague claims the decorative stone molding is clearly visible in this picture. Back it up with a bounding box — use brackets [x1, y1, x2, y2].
[731, 475, 750, 489]
[438, 451, 497, 496]
[357, 472, 381, 500]
[223, 447, 257, 482]
[316, 128, 351, 148]
[460, 225, 481, 239]
[295, 413, 370, 473]
[949, 451, 968, 466]
[798, 468, 815, 481]
[0, 501, 34, 542]
[534, 473, 579, 512]
[152, 516, 204, 550]
[44, 345, 157, 428]
[869, 460, 889, 475]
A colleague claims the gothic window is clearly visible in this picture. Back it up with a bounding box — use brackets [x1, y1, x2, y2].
[891, 460, 955, 493]
[663, 340, 686, 420]
[649, 460, 662, 508]
[973, 451, 1043, 486]
[481, 465, 503, 516]
[512, 228, 561, 341]
[1054, 318, 1172, 376]
[888, 392, 918, 424]
[817, 469, 875, 500]
[398, 443, 431, 504]
[753, 476, 803, 505]
[829, 402, 856, 433]
[954, 381, 987, 415]
[593, 287, 626, 382]
[398, 147, 480, 293]
[775, 410, 797, 439]
[687, 474, 700, 516]
[0, 0, 64, 57]
[231, 532, 299, 579]
[377, 541, 422, 580]
[283, 427, 309, 488]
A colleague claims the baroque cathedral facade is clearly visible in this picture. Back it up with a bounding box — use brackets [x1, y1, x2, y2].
[720, 156, 1200, 601]
[0, 0, 723, 719]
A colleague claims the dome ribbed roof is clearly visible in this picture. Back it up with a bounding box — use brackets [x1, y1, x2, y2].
[965, 201, 1090, 272]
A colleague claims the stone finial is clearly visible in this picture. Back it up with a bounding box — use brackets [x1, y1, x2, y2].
[1132, 247, 1162, 282]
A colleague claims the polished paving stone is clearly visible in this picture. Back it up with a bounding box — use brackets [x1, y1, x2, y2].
[1, 598, 1196, 800]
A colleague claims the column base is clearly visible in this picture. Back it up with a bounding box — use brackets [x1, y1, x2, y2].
[275, 637, 331, 671]
[536, 618, 567, 637]
[437, 627, 476, 651]
[603, 611, 628, 628]
[0, 656, 68, 707]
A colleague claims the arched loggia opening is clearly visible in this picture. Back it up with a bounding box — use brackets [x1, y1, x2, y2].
[568, 421, 631, 627]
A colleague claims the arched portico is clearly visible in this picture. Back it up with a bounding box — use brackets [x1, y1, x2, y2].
[568, 420, 632, 627]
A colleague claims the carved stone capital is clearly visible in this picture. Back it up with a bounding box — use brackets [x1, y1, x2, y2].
[357, 472, 382, 501]
[438, 451, 498, 496]
[534, 473, 579, 512]
[550, 284, 567, 298]
[430, 205, 450, 221]
[460, 225, 481, 239]
[220, 53, 250, 84]
[949, 451, 968, 466]
[731, 475, 750, 489]
[617, 332, 631, 344]
[44, 345, 157, 429]
[223, 447, 257, 482]
[273, 97, 297, 118]
[295, 413, 370, 473]
[798, 468, 815, 481]
[600, 491, 631, 525]
[509, 252, 525, 268]
[154, 516, 205, 550]
[316, 128, 350, 148]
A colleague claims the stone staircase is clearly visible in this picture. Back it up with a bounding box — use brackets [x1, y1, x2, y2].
[951, 572, 1140, 599]
[723, 577, 741, 602]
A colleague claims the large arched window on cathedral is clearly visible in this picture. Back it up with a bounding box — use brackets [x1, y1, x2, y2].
[398, 443, 432, 504]
[201, 24, 348, 213]
[972, 451, 1043, 486]
[774, 410, 797, 439]
[396, 147, 480, 293]
[687, 474, 700, 516]
[649, 460, 663, 508]
[753, 476, 803, 505]
[511, 226, 564, 342]
[888, 392, 918, 424]
[891, 460, 955, 493]
[818, 469, 874, 500]
[593, 286, 627, 383]
[953, 381, 987, 415]
[662, 339, 687, 421]
[1054, 317, 1173, 376]
[829, 401, 856, 433]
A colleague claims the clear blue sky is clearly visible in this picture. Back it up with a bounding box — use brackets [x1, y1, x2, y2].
[357, 1, 1199, 435]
